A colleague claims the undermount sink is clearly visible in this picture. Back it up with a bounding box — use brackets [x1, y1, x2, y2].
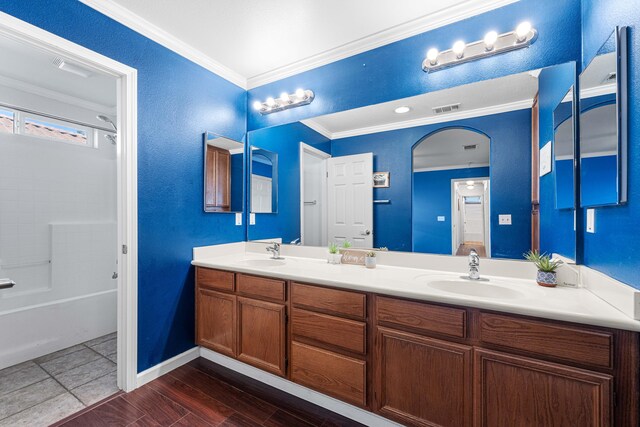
[426, 279, 527, 300]
[235, 259, 286, 267]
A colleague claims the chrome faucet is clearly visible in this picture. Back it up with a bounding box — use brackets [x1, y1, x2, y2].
[468, 249, 480, 280]
[266, 242, 283, 259]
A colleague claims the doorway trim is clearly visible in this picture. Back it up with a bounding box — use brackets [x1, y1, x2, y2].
[451, 177, 491, 258]
[299, 142, 330, 245]
[0, 12, 139, 391]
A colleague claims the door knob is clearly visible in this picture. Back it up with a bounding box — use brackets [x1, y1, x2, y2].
[360, 230, 371, 236]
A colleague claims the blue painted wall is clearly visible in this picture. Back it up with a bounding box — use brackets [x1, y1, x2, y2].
[0, 0, 247, 371]
[247, 0, 581, 131]
[248, 122, 330, 243]
[331, 109, 532, 258]
[231, 153, 244, 212]
[413, 167, 490, 254]
[581, 0, 640, 289]
[538, 62, 576, 260]
[581, 155, 618, 206]
[555, 159, 575, 210]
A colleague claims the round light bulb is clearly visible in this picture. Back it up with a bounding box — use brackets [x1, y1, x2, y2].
[266, 97, 276, 107]
[426, 48, 439, 65]
[394, 106, 411, 114]
[466, 185, 475, 190]
[280, 92, 290, 103]
[295, 88, 306, 99]
[516, 21, 532, 42]
[466, 180, 475, 185]
[452, 40, 466, 58]
[252, 101, 263, 111]
[484, 31, 498, 50]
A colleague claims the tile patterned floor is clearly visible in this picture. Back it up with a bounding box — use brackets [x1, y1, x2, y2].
[0, 333, 119, 426]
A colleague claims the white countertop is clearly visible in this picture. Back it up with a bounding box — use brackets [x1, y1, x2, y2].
[192, 251, 640, 332]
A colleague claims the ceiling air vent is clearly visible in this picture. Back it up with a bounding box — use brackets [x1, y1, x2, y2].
[602, 72, 616, 84]
[432, 103, 461, 115]
[463, 144, 478, 151]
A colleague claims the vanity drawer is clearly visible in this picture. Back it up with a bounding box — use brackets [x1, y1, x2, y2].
[291, 282, 366, 320]
[292, 308, 366, 355]
[479, 313, 613, 369]
[237, 274, 286, 302]
[376, 296, 467, 339]
[291, 342, 367, 407]
[196, 268, 234, 292]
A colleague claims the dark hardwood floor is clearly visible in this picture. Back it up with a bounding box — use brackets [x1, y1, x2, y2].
[52, 357, 364, 427]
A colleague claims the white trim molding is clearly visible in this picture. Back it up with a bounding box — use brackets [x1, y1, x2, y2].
[78, 0, 517, 90]
[304, 99, 533, 141]
[0, 10, 139, 392]
[200, 348, 402, 426]
[137, 347, 200, 388]
[79, 0, 247, 89]
[246, 0, 518, 88]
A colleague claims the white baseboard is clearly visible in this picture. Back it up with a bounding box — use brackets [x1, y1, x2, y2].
[136, 347, 200, 388]
[199, 348, 400, 427]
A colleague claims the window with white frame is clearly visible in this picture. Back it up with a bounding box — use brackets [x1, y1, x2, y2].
[0, 107, 95, 147]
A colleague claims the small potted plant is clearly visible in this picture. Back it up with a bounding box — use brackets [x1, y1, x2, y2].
[524, 250, 563, 287]
[365, 251, 376, 269]
[328, 242, 342, 264]
[342, 241, 352, 249]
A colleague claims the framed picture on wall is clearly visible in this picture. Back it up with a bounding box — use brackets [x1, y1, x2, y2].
[373, 172, 390, 188]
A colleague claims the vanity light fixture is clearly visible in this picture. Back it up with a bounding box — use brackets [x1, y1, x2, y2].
[394, 106, 411, 114]
[423, 21, 538, 73]
[253, 89, 315, 115]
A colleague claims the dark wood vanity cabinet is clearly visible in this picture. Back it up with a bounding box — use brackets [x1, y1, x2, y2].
[204, 145, 230, 212]
[196, 268, 287, 377]
[196, 267, 639, 426]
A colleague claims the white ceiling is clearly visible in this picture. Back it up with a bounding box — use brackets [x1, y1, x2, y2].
[413, 128, 490, 170]
[82, 0, 517, 88]
[0, 34, 117, 111]
[304, 70, 538, 139]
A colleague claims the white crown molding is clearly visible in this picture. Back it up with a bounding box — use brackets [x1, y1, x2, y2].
[246, 0, 518, 88]
[79, 0, 247, 89]
[0, 73, 116, 114]
[300, 119, 333, 139]
[581, 84, 616, 99]
[315, 98, 533, 140]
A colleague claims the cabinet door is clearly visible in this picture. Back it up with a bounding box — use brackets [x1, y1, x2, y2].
[237, 297, 286, 377]
[475, 349, 612, 427]
[205, 146, 230, 212]
[375, 327, 472, 427]
[196, 288, 236, 357]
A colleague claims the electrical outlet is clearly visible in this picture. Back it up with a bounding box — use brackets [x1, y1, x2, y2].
[587, 209, 595, 233]
[498, 214, 512, 225]
[437, 216, 445, 222]
[250, 213, 256, 225]
[235, 212, 242, 226]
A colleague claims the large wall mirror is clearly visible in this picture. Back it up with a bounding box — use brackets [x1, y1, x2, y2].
[579, 26, 628, 207]
[247, 62, 577, 261]
[203, 132, 244, 213]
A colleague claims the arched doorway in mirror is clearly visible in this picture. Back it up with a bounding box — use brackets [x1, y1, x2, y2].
[411, 127, 491, 258]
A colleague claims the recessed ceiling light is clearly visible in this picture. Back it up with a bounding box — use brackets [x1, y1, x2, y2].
[466, 180, 475, 185]
[394, 106, 411, 114]
[467, 185, 475, 190]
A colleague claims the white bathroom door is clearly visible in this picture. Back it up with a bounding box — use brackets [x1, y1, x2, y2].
[251, 175, 272, 213]
[463, 199, 484, 243]
[327, 153, 373, 248]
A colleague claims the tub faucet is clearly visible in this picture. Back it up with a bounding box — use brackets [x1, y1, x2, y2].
[468, 249, 480, 280]
[266, 242, 283, 259]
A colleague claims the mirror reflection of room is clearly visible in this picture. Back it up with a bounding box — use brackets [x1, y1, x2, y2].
[204, 132, 244, 213]
[248, 62, 577, 261]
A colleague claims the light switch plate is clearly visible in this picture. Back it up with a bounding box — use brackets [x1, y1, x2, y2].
[499, 214, 512, 225]
[437, 216, 445, 222]
[587, 209, 595, 233]
[540, 142, 552, 176]
[235, 212, 242, 226]
[250, 213, 256, 225]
